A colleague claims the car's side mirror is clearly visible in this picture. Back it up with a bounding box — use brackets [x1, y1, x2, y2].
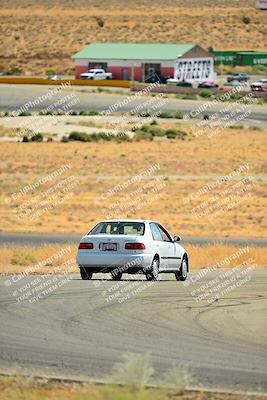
[173, 236, 181, 242]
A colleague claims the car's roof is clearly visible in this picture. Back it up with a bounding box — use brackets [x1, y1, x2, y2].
[100, 219, 157, 223]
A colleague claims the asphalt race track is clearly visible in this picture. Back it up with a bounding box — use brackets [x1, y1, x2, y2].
[0, 82, 267, 393]
[0, 84, 267, 124]
[0, 269, 266, 392]
[0, 232, 267, 248]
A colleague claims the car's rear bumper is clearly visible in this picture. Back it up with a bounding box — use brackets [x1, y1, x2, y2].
[76, 252, 153, 273]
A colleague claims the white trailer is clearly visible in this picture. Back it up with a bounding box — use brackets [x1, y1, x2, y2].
[256, 0, 267, 10]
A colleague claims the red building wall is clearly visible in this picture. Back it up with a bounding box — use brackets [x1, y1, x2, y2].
[161, 67, 175, 78]
[107, 66, 143, 80]
[75, 65, 88, 79]
[75, 64, 174, 80]
[106, 66, 124, 80]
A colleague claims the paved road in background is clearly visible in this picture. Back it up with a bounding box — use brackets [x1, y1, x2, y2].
[0, 232, 266, 247]
[0, 269, 266, 392]
[0, 84, 267, 124]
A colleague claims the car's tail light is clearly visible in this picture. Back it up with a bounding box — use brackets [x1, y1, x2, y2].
[78, 242, 94, 250]
[125, 243, 146, 250]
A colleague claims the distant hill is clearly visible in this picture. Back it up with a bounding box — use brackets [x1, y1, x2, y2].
[0, 0, 266, 75]
[0, 0, 258, 7]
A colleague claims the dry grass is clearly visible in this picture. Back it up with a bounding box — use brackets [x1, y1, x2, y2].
[0, 127, 266, 237]
[0, 375, 266, 400]
[187, 244, 266, 269]
[0, 125, 15, 137]
[0, 0, 266, 75]
[0, 245, 76, 274]
[0, 244, 265, 274]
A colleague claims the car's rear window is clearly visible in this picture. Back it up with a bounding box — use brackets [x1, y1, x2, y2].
[88, 222, 145, 236]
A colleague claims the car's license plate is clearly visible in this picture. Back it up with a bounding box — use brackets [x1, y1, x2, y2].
[102, 243, 117, 251]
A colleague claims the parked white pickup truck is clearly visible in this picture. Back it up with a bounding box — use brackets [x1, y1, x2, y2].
[80, 69, 112, 80]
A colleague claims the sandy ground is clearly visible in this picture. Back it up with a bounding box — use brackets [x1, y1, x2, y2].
[0, 0, 267, 75]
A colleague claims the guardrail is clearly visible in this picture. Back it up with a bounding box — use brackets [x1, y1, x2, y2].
[0, 77, 130, 88]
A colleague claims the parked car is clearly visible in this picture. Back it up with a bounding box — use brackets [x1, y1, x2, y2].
[176, 81, 192, 88]
[76, 219, 189, 281]
[46, 75, 61, 80]
[250, 79, 267, 91]
[146, 74, 170, 84]
[219, 86, 232, 93]
[159, 75, 170, 84]
[219, 80, 243, 92]
[198, 81, 219, 89]
[227, 73, 250, 83]
[80, 68, 112, 80]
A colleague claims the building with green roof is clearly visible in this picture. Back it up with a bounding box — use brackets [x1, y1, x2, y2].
[73, 43, 214, 82]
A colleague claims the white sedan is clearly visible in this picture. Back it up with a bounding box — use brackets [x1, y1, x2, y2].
[76, 220, 189, 281]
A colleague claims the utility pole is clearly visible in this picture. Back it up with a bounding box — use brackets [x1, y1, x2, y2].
[220, 56, 224, 76]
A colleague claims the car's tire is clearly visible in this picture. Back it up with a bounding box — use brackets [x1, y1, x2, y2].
[175, 258, 188, 281]
[111, 271, 123, 281]
[146, 257, 159, 281]
[80, 267, 93, 280]
[106, 76, 110, 80]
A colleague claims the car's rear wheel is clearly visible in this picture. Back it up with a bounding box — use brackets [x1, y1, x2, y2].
[80, 267, 93, 280]
[111, 271, 122, 280]
[175, 258, 187, 281]
[146, 257, 159, 281]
